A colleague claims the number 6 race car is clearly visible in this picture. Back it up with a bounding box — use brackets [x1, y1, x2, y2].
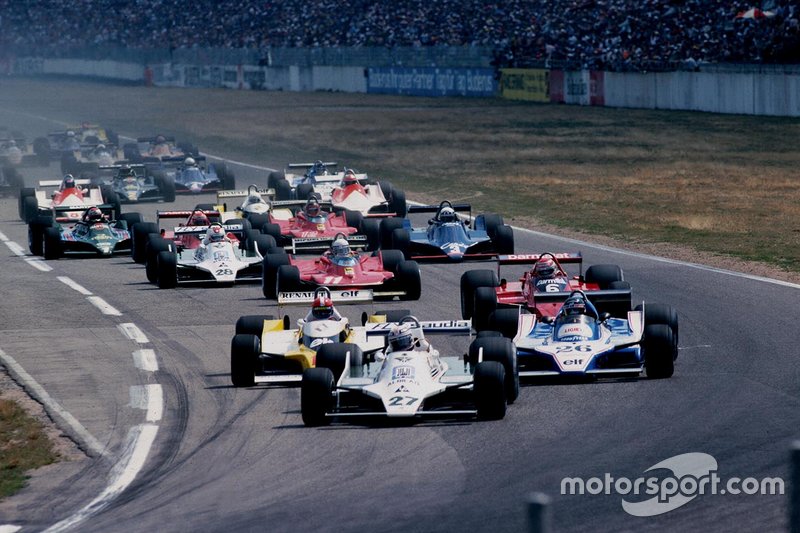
[299, 315, 519, 425]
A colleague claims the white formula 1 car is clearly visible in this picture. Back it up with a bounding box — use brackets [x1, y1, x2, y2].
[299, 316, 519, 425]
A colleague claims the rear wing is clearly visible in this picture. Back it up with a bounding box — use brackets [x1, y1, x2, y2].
[285, 234, 367, 254]
[365, 319, 472, 335]
[98, 164, 147, 172]
[407, 203, 471, 214]
[497, 252, 583, 265]
[39, 179, 92, 188]
[160, 155, 205, 164]
[287, 161, 337, 169]
[217, 187, 273, 200]
[137, 136, 176, 143]
[277, 289, 374, 305]
[156, 210, 221, 219]
[172, 223, 247, 236]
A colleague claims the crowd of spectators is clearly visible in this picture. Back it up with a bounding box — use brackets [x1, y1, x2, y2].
[0, 0, 797, 71]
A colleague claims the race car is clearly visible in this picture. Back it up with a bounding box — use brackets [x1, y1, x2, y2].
[267, 160, 346, 200]
[262, 234, 421, 300]
[130, 207, 233, 263]
[60, 142, 124, 177]
[0, 132, 48, 167]
[328, 169, 407, 217]
[460, 252, 632, 332]
[260, 196, 379, 253]
[299, 315, 518, 425]
[145, 222, 276, 289]
[18, 176, 120, 223]
[27, 207, 142, 260]
[122, 135, 198, 163]
[215, 184, 276, 225]
[230, 287, 381, 386]
[168, 156, 235, 193]
[34, 123, 119, 161]
[92, 164, 176, 203]
[487, 290, 679, 380]
[380, 200, 514, 261]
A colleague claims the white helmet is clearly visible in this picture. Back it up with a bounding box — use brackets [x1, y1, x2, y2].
[438, 207, 457, 222]
[206, 224, 225, 243]
[388, 323, 414, 352]
[185, 157, 196, 167]
[331, 237, 350, 258]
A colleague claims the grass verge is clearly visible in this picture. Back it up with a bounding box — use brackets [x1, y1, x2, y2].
[0, 397, 58, 498]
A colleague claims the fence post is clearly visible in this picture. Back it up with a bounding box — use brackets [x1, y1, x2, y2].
[790, 441, 800, 533]
[527, 492, 551, 533]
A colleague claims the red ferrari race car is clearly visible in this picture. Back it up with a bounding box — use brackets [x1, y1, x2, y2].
[260, 196, 379, 253]
[261, 234, 421, 300]
[130, 207, 262, 264]
[460, 252, 632, 333]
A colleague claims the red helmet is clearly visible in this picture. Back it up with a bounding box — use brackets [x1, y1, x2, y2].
[342, 169, 358, 186]
[84, 206, 103, 222]
[312, 296, 334, 319]
[534, 257, 557, 278]
[190, 213, 210, 226]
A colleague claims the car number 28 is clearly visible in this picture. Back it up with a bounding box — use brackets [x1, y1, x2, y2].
[215, 268, 234, 276]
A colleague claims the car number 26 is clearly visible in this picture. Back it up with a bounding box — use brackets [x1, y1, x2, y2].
[555, 344, 592, 353]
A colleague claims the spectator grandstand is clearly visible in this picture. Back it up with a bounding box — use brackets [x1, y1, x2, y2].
[0, 0, 797, 71]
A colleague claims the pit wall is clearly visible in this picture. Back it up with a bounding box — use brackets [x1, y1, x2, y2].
[8, 57, 799, 117]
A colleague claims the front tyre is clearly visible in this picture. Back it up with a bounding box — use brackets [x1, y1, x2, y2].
[301, 368, 335, 427]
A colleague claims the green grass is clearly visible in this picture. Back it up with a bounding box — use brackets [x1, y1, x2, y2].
[0, 398, 59, 498]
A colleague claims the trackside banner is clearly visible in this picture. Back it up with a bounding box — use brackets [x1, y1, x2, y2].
[367, 67, 497, 97]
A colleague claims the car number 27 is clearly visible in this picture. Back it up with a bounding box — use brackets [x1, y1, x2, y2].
[388, 396, 419, 406]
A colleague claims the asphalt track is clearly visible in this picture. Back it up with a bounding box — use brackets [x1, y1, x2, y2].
[0, 105, 799, 532]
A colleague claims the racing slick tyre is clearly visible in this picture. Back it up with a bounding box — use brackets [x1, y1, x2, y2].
[274, 180, 292, 201]
[261, 223, 283, 244]
[379, 249, 405, 273]
[100, 187, 121, 220]
[474, 361, 506, 420]
[359, 218, 380, 251]
[643, 324, 676, 379]
[28, 216, 51, 256]
[378, 181, 393, 200]
[123, 143, 141, 163]
[469, 336, 519, 404]
[60, 152, 78, 175]
[106, 129, 119, 147]
[43, 227, 62, 260]
[585, 264, 624, 289]
[18, 187, 35, 220]
[242, 229, 261, 250]
[390, 228, 410, 255]
[396, 261, 422, 301]
[344, 209, 363, 230]
[247, 213, 270, 230]
[156, 251, 178, 289]
[275, 264, 303, 295]
[158, 173, 176, 203]
[119, 212, 143, 230]
[488, 307, 521, 340]
[231, 334, 260, 388]
[379, 217, 405, 250]
[3, 166, 22, 191]
[480, 213, 505, 239]
[267, 171, 285, 189]
[145, 237, 172, 283]
[636, 303, 679, 352]
[253, 234, 277, 256]
[315, 343, 364, 381]
[221, 167, 236, 190]
[296, 183, 314, 200]
[22, 195, 38, 223]
[370, 309, 413, 323]
[390, 188, 407, 217]
[33, 137, 51, 162]
[476, 330, 503, 338]
[472, 286, 499, 332]
[131, 222, 158, 263]
[262, 253, 291, 298]
[460, 269, 499, 319]
[235, 315, 276, 336]
[301, 367, 335, 427]
[493, 224, 514, 255]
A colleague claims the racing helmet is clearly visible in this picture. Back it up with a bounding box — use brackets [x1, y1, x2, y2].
[245, 193, 261, 206]
[331, 236, 350, 258]
[438, 206, 457, 223]
[7, 140, 16, 148]
[342, 169, 358, 186]
[184, 157, 196, 167]
[62, 174, 76, 189]
[388, 324, 414, 352]
[305, 198, 321, 217]
[155, 135, 166, 143]
[96, 143, 106, 151]
[311, 296, 334, 320]
[119, 165, 135, 178]
[311, 160, 326, 175]
[66, 130, 76, 138]
[534, 257, 557, 278]
[561, 293, 588, 317]
[206, 224, 225, 243]
[190, 212, 210, 226]
[84, 206, 103, 222]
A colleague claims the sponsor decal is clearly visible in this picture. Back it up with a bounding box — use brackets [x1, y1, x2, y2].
[309, 338, 333, 349]
[557, 324, 592, 338]
[392, 365, 415, 380]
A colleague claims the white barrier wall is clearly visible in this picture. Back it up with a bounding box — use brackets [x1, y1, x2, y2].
[43, 59, 143, 82]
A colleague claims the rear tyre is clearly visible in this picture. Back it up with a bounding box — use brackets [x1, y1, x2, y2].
[359, 218, 380, 251]
[469, 336, 519, 403]
[22, 195, 38, 223]
[28, 217, 52, 256]
[474, 361, 506, 420]
[390, 188, 407, 217]
[275, 264, 302, 295]
[253, 234, 277, 256]
[160, 174, 176, 202]
[118, 212, 143, 230]
[262, 253, 290, 298]
[247, 213, 269, 229]
[267, 171, 285, 189]
[296, 183, 314, 200]
[390, 228, 410, 254]
[145, 237, 172, 283]
[473, 286, 499, 331]
[235, 315, 276, 336]
[301, 368, 335, 427]
[493, 224, 514, 254]
[379, 249, 405, 273]
[315, 343, 363, 382]
[379, 217, 404, 250]
[261, 222, 283, 242]
[231, 334, 260, 387]
[460, 269, 499, 319]
[480, 213, 504, 239]
[344, 209, 363, 230]
[636, 303, 679, 351]
[43, 227, 62, 260]
[18, 187, 35, 220]
[274, 180, 291, 201]
[488, 308, 520, 340]
[585, 264, 624, 289]
[156, 250, 178, 289]
[643, 324, 676, 379]
[131, 222, 158, 263]
[396, 260, 421, 300]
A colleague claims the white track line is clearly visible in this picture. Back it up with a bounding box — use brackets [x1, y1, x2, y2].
[57, 276, 93, 295]
[5, 241, 25, 257]
[24, 257, 53, 272]
[129, 385, 164, 423]
[132, 349, 159, 372]
[0, 230, 8, 241]
[87, 296, 122, 316]
[117, 323, 149, 344]
[0, 347, 106, 458]
[0, 526, 22, 533]
[43, 423, 159, 533]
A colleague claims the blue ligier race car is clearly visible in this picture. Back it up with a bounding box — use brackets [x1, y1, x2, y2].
[379, 200, 514, 261]
[485, 290, 679, 379]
